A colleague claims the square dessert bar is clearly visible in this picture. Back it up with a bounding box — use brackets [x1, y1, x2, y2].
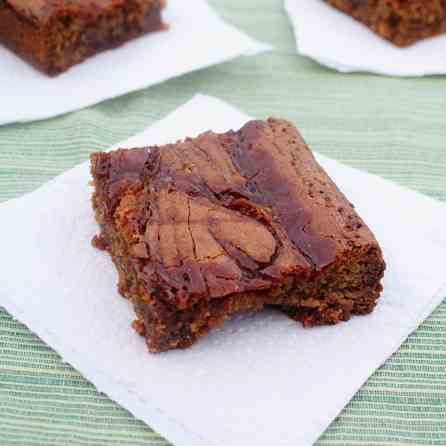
[325, 0, 446, 46]
[90, 119, 386, 352]
[0, 0, 165, 75]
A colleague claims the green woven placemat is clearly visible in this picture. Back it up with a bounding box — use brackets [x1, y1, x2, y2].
[1, 1, 445, 444]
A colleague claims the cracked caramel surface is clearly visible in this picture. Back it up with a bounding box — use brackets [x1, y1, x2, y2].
[91, 118, 385, 352]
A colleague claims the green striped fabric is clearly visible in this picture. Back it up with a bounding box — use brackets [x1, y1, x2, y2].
[1, 1, 445, 444]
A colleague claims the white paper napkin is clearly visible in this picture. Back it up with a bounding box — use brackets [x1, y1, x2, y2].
[285, 0, 446, 76]
[1, 94, 446, 446]
[0, 1, 269, 126]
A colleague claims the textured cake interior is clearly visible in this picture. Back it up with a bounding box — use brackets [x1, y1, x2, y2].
[0, 0, 164, 74]
[325, 0, 446, 46]
[91, 119, 385, 352]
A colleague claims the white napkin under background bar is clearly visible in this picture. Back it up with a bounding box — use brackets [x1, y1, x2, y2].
[285, 0, 446, 76]
[0, 0, 269, 126]
[1, 95, 446, 446]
